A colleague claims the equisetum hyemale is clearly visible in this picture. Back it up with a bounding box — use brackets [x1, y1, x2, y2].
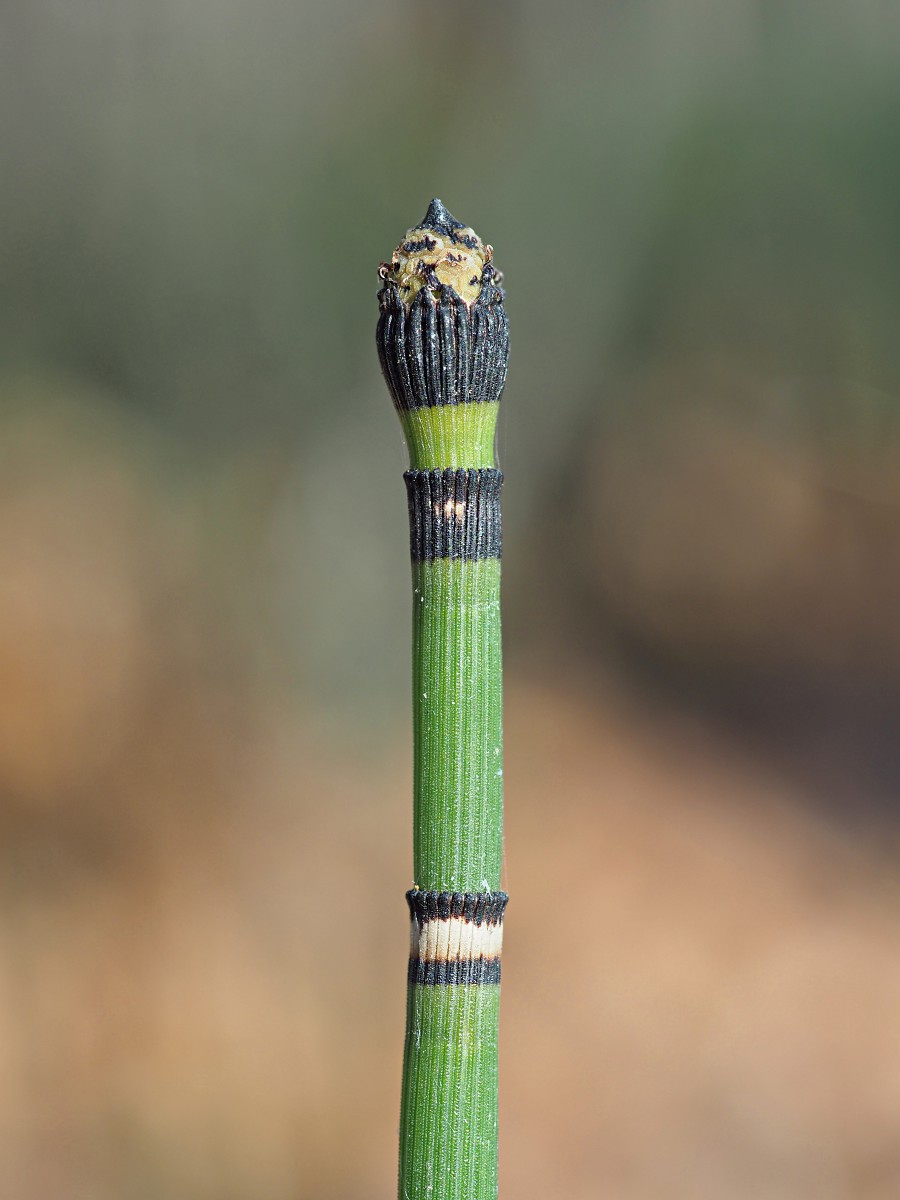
[376, 199, 510, 1200]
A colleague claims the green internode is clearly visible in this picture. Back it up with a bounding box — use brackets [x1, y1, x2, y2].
[412, 558, 503, 893]
[401, 402, 500, 471]
[399, 984, 502, 1200]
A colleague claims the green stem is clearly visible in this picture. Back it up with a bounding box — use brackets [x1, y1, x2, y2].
[376, 199, 510, 1200]
[400, 507, 503, 1200]
[400, 980, 501, 1200]
[412, 556, 503, 893]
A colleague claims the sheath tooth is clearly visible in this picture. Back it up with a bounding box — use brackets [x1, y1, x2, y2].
[461, 913, 476, 965]
[409, 912, 420, 958]
[448, 912, 463, 963]
[434, 918, 451, 963]
[491, 921, 503, 959]
[475, 919, 488, 961]
[425, 911, 438, 963]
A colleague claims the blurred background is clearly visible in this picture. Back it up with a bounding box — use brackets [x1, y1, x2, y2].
[2, 2, 900, 1197]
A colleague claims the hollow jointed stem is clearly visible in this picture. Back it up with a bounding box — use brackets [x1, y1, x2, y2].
[377, 199, 510, 1200]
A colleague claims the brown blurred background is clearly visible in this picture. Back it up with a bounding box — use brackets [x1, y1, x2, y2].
[3, 2, 900, 1197]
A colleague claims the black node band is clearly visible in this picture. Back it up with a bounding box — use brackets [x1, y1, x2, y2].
[406, 890, 509, 925]
[408, 959, 503, 986]
[405, 469, 502, 561]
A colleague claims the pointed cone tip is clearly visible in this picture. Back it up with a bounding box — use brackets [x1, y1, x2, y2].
[420, 198, 465, 234]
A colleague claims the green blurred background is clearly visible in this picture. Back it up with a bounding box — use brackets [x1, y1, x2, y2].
[3, 2, 900, 1197]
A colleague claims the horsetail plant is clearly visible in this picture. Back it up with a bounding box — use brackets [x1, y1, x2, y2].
[376, 199, 510, 1200]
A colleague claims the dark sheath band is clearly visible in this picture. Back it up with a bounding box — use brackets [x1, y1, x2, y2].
[407, 890, 509, 987]
[406, 890, 509, 926]
[405, 468, 502, 561]
[408, 959, 503, 986]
